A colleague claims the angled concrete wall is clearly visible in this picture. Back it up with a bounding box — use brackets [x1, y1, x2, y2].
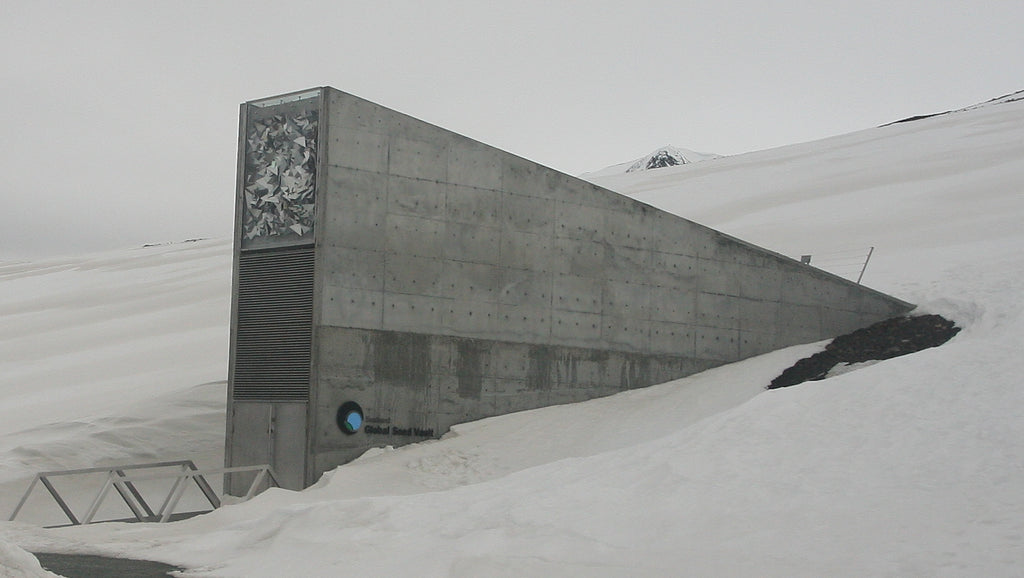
[227, 87, 912, 490]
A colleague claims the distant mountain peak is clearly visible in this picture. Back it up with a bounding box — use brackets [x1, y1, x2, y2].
[582, 145, 720, 179]
[629, 148, 684, 171]
[626, 145, 719, 173]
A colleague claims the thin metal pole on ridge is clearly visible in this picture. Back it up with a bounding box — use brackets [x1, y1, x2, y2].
[857, 246, 875, 284]
[799, 246, 876, 284]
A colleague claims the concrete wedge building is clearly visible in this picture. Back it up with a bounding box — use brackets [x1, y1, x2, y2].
[226, 87, 912, 492]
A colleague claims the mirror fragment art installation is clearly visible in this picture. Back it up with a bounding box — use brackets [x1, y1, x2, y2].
[243, 112, 318, 242]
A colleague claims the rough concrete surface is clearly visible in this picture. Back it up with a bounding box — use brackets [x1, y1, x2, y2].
[226, 87, 913, 490]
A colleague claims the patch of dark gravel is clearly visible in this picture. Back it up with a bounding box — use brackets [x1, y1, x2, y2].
[768, 314, 961, 389]
[34, 552, 182, 577]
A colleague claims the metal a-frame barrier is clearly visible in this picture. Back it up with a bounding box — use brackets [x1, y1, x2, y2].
[8, 460, 278, 527]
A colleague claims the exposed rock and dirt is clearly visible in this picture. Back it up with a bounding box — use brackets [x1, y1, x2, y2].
[768, 314, 961, 389]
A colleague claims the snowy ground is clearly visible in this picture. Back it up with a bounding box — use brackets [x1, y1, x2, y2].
[2, 95, 1023, 576]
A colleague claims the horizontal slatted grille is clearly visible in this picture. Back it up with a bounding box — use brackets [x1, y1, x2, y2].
[232, 247, 315, 401]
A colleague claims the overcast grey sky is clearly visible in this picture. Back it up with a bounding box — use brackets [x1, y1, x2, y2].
[2, 1, 1022, 259]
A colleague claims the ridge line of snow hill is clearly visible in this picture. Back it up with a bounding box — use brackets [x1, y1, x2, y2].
[882, 88, 1024, 126]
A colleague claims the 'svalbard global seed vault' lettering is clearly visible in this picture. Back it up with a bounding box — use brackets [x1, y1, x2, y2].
[225, 87, 912, 493]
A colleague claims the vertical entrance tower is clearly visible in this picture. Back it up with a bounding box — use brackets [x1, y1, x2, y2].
[227, 90, 320, 492]
[226, 87, 911, 493]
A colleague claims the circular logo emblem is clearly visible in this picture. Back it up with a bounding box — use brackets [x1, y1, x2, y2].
[336, 401, 364, 435]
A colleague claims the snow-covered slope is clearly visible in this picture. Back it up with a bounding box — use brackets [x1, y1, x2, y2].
[0, 240, 230, 525]
[588, 97, 1024, 291]
[581, 144, 720, 178]
[3, 94, 1024, 576]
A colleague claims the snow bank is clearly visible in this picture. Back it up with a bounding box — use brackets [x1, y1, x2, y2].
[0, 540, 58, 578]
[0, 240, 229, 523]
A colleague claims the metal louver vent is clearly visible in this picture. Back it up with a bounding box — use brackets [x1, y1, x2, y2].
[233, 247, 315, 401]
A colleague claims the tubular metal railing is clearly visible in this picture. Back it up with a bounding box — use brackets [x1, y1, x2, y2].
[800, 246, 875, 284]
[8, 460, 278, 527]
